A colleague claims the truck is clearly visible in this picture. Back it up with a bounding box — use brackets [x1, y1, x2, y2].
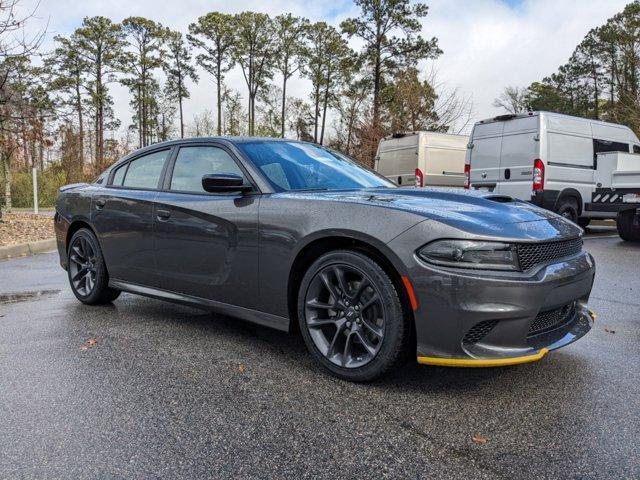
[586, 151, 640, 241]
[465, 111, 640, 227]
[374, 131, 468, 188]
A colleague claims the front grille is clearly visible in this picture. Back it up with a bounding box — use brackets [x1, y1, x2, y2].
[528, 303, 575, 336]
[463, 320, 499, 344]
[516, 237, 583, 271]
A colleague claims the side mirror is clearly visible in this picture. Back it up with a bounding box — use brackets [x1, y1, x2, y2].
[202, 173, 252, 193]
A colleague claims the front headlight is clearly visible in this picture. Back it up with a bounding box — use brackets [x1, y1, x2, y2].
[417, 240, 518, 271]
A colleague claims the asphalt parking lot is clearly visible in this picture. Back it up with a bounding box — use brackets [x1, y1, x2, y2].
[0, 228, 638, 479]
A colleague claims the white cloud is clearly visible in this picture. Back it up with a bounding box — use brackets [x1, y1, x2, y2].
[21, 0, 630, 138]
[425, 0, 629, 130]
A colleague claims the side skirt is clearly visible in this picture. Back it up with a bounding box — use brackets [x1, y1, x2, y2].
[109, 279, 290, 332]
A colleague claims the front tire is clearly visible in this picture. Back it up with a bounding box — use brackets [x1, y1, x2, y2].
[617, 209, 640, 241]
[67, 228, 121, 305]
[577, 217, 591, 228]
[297, 250, 410, 382]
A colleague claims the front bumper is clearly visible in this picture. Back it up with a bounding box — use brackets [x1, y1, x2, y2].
[401, 249, 596, 366]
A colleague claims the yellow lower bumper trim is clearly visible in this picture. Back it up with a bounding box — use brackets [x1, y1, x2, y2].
[417, 348, 549, 368]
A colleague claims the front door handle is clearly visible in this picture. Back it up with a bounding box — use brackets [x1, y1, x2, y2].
[95, 198, 106, 209]
[157, 209, 171, 220]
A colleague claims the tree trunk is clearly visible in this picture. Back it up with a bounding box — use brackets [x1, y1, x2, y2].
[320, 71, 331, 145]
[96, 60, 103, 173]
[75, 73, 84, 174]
[3, 153, 12, 213]
[313, 85, 320, 143]
[179, 92, 184, 138]
[137, 84, 143, 148]
[281, 74, 288, 138]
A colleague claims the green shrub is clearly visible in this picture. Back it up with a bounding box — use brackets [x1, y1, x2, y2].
[0, 165, 68, 209]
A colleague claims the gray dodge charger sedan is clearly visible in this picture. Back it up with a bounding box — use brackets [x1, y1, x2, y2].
[54, 138, 596, 381]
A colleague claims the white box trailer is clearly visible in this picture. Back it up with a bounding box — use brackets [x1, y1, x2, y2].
[465, 111, 640, 227]
[374, 132, 468, 187]
[586, 151, 640, 241]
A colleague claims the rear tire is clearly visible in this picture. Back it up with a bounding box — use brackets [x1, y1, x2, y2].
[297, 250, 410, 382]
[556, 198, 579, 224]
[67, 228, 121, 305]
[617, 209, 640, 241]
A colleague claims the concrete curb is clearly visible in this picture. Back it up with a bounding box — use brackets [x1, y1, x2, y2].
[0, 238, 56, 261]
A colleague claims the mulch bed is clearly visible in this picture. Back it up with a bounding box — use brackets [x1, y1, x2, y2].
[0, 212, 55, 247]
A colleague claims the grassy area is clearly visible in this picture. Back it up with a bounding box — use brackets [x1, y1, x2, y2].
[0, 212, 55, 247]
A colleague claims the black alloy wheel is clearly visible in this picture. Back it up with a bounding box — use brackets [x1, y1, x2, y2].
[67, 228, 121, 305]
[298, 250, 410, 382]
[69, 235, 98, 296]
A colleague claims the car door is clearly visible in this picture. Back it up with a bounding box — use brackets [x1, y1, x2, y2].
[92, 147, 172, 287]
[153, 143, 260, 309]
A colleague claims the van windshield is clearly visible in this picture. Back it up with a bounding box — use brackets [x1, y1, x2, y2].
[237, 141, 396, 192]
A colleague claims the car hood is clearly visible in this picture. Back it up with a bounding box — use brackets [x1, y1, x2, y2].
[280, 187, 582, 241]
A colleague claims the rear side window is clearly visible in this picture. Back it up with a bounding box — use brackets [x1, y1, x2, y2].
[170, 146, 244, 193]
[633, 145, 640, 154]
[121, 150, 169, 189]
[111, 164, 127, 186]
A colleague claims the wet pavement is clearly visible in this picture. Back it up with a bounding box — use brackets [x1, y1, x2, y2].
[0, 232, 638, 479]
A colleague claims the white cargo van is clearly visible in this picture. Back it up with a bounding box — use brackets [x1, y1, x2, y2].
[375, 132, 468, 187]
[465, 111, 640, 226]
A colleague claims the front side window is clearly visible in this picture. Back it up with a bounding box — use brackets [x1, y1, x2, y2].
[633, 145, 640, 154]
[236, 141, 395, 192]
[170, 146, 244, 193]
[119, 150, 169, 189]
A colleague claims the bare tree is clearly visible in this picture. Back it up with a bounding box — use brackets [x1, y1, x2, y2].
[0, 0, 47, 214]
[493, 85, 528, 114]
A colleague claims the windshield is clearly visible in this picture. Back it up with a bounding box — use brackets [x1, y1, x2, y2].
[236, 141, 396, 192]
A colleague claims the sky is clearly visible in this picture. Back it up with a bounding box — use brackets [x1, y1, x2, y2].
[19, 0, 631, 137]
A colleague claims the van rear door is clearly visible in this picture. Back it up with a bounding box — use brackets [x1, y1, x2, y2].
[469, 122, 503, 187]
[495, 115, 539, 197]
[376, 135, 419, 186]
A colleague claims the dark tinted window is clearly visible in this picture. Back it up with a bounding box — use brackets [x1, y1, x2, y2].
[122, 150, 168, 189]
[633, 145, 640, 154]
[236, 141, 395, 192]
[170, 146, 244, 193]
[593, 139, 629, 161]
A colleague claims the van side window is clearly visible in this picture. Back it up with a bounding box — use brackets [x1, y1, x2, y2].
[593, 139, 629, 160]
[633, 145, 640, 154]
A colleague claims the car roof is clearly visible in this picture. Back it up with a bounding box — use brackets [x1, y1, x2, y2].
[119, 136, 307, 160]
[109, 137, 317, 172]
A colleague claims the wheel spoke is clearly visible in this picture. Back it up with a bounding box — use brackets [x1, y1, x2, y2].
[79, 237, 88, 257]
[69, 254, 83, 266]
[333, 266, 349, 297]
[320, 271, 342, 302]
[307, 317, 340, 328]
[306, 298, 336, 310]
[72, 268, 88, 283]
[342, 331, 354, 366]
[72, 245, 86, 262]
[361, 317, 383, 338]
[355, 330, 377, 356]
[327, 322, 346, 358]
[352, 278, 370, 302]
[85, 272, 94, 292]
[361, 294, 380, 311]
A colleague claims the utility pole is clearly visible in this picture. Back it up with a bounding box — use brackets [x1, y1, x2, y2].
[32, 167, 38, 215]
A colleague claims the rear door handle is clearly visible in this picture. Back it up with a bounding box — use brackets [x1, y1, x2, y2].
[95, 198, 106, 209]
[157, 209, 171, 220]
